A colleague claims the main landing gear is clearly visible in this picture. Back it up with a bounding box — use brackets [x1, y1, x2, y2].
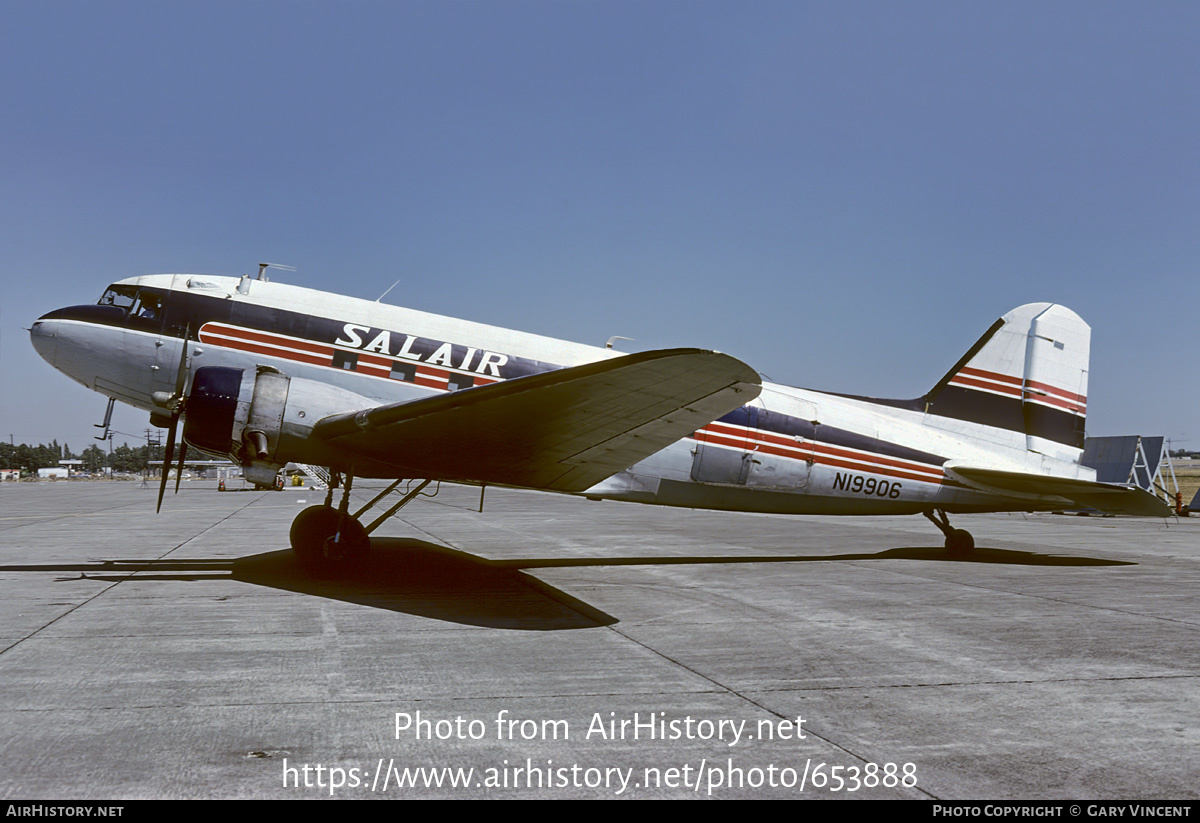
[288, 472, 434, 569]
[923, 509, 975, 556]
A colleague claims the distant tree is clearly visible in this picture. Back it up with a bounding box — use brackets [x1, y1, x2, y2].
[81, 445, 107, 473]
[110, 444, 135, 473]
[37, 443, 59, 469]
[2, 440, 97, 473]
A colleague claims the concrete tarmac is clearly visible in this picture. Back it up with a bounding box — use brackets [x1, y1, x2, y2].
[1, 479, 1196, 800]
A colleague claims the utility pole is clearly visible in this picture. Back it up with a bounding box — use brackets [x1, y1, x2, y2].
[145, 428, 158, 479]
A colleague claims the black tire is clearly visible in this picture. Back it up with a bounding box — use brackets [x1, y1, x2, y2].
[946, 528, 975, 557]
[290, 505, 342, 567]
[290, 506, 371, 568]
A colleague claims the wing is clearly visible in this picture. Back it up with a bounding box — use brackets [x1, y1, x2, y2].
[946, 466, 1173, 517]
[312, 348, 761, 492]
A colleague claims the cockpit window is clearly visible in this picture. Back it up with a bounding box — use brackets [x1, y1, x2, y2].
[98, 285, 139, 310]
[97, 286, 161, 319]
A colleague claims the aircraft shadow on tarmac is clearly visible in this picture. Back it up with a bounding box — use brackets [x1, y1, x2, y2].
[5, 540, 1131, 631]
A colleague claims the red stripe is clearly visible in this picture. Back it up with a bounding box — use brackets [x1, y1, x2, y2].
[705, 422, 802, 451]
[1023, 393, 1085, 414]
[959, 366, 1021, 386]
[1024, 378, 1086, 405]
[413, 365, 449, 389]
[809, 443, 942, 479]
[950, 374, 1023, 397]
[355, 352, 392, 377]
[695, 427, 944, 483]
[814, 455, 943, 484]
[702, 422, 942, 478]
[694, 429, 762, 451]
[202, 323, 333, 356]
[357, 352, 392, 367]
[958, 366, 1087, 408]
[212, 337, 331, 366]
[200, 322, 506, 390]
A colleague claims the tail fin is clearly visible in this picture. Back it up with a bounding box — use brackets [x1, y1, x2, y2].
[924, 303, 1089, 461]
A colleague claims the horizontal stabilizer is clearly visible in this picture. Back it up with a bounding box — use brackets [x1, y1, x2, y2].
[947, 466, 1173, 517]
[313, 348, 762, 492]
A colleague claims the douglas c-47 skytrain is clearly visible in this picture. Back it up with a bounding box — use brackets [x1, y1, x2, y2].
[30, 268, 1169, 566]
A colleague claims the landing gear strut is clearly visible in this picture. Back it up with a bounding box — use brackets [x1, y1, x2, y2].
[923, 509, 974, 556]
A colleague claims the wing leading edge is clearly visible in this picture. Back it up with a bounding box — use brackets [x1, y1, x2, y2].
[313, 348, 762, 492]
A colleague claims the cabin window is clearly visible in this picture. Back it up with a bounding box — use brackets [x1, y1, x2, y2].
[390, 362, 417, 382]
[446, 373, 474, 391]
[332, 350, 358, 371]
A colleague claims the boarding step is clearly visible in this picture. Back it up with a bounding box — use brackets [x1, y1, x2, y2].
[295, 463, 331, 490]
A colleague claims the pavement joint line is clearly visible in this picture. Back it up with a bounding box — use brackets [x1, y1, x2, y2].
[6, 672, 1196, 713]
[0, 690, 733, 712]
[841, 561, 1200, 628]
[749, 672, 1200, 693]
[0, 493, 268, 661]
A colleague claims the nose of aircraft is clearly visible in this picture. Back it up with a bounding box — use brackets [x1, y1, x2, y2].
[29, 315, 59, 366]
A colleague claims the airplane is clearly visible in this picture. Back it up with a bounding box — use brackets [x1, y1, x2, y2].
[29, 268, 1170, 567]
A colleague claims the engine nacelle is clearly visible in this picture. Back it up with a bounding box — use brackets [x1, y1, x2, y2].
[182, 366, 375, 469]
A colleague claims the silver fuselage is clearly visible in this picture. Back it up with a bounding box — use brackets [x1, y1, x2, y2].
[32, 274, 1091, 516]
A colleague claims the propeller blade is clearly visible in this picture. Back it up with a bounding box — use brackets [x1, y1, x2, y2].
[157, 323, 191, 513]
[174, 442, 187, 495]
[173, 323, 191, 396]
[157, 417, 178, 514]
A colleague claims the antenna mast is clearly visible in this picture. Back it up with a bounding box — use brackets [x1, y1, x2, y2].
[256, 262, 297, 282]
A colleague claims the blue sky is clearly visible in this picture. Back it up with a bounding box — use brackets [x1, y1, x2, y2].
[2, 1, 1196, 453]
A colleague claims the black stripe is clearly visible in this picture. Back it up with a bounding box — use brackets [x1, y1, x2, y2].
[1023, 402, 1086, 449]
[45, 289, 565, 382]
[926, 385, 1025, 433]
[927, 386, 1084, 448]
